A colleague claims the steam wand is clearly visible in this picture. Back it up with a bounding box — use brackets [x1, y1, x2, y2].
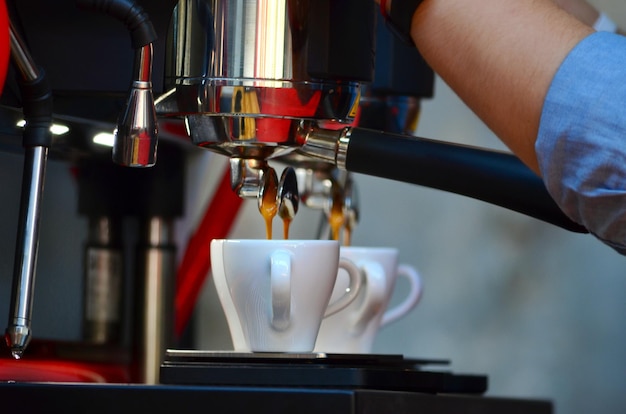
[4, 22, 53, 359]
[77, 0, 158, 167]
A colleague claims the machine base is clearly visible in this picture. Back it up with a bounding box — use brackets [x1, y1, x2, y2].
[0, 382, 552, 414]
[0, 350, 553, 413]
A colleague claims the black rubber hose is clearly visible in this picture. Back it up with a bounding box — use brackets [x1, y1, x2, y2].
[76, 0, 157, 48]
[344, 127, 588, 233]
[18, 68, 53, 148]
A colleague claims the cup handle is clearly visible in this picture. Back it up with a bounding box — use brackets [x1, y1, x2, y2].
[380, 264, 423, 327]
[324, 258, 362, 317]
[350, 261, 387, 335]
[270, 250, 291, 331]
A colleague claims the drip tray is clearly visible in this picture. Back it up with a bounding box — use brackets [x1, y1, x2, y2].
[160, 350, 488, 394]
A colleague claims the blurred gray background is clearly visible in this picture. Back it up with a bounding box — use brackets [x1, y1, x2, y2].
[0, 1, 624, 414]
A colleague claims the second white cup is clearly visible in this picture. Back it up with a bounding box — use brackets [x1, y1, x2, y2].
[314, 246, 423, 354]
[210, 239, 361, 353]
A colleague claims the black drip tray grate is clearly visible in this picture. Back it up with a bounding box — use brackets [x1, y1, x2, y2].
[160, 350, 488, 395]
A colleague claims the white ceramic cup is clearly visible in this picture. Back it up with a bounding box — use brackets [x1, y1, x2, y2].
[314, 246, 423, 354]
[210, 239, 361, 353]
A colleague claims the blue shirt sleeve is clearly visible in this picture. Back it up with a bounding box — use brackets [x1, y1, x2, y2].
[536, 32, 626, 255]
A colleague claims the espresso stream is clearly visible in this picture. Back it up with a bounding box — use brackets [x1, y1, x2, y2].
[329, 185, 345, 244]
[259, 169, 278, 239]
[259, 170, 350, 244]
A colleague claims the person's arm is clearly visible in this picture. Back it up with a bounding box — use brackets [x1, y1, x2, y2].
[406, 0, 593, 175]
[382, 0, 626, 252]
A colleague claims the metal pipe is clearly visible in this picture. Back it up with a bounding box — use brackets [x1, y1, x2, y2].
[83, 216, 124, 344]
[6, 147, 48, 359]
[136, 217, 175, 384]
[8, 22, 39, 80]
[4, 23, 51, 359]
[135, 43, 152, 83]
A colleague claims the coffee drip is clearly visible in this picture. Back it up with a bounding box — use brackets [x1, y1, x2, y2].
[258, 168, 279, 240]
[257, 164, 356, 245]
[329, 184, 346, 244]
[258, 166, 300, 240]
[326, 175, 358, 247]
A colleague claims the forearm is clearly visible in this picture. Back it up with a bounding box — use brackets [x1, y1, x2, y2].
[409, 0, 593, 174]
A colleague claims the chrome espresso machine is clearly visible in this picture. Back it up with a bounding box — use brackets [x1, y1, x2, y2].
[0, 0, 587, 412]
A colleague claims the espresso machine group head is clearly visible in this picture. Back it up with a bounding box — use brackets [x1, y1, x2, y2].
[156, 0, 376, 203]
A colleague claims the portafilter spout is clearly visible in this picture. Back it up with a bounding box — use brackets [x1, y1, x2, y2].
[277, 167, 300, 239]
[295, 122, 588, 234]
[232, 158, 301, 234]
